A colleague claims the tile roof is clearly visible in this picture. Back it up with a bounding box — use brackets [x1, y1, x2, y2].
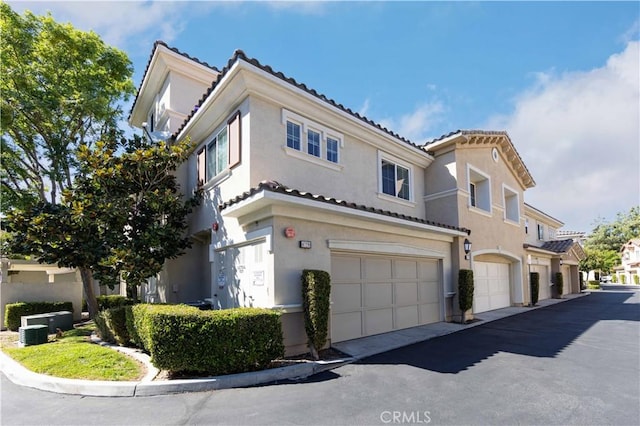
[539, 239, 576, 254]
[219, 181, 470, 235]
[171, 47, 421, 149]
[128, 41, 220, 120]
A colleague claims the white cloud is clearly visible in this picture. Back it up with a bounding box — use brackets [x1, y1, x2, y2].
[380, 101, 446, 143]
[6, 1, 206, 49]
[358, 98, 371, 117]
[487, 41, 640, 232]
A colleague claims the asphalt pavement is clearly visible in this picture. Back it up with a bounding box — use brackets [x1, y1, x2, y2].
[2, 290, 638, 425]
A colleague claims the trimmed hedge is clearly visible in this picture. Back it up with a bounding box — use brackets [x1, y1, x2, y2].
[82, 295, 135, 312]
[301, 270, 331, 360]
[95, 306, 131, 346]
[458, 269, 474, 322]
[530, 272, 540, 305]
[128, 304, 284, 375]
[4, 301, 74, 331]
[554, 272, 564, 297]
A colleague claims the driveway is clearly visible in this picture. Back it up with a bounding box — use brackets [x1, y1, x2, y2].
[2, 291, 639, 425]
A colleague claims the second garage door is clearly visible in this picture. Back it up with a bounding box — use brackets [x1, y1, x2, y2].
[473, 261, 511, 313]
[531, 265, 551, 301]
[330, 254, 441, 343]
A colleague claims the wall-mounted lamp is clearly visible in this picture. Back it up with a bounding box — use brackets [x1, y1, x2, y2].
[559, 259, 563, 266]
[464, 238, 472, 260]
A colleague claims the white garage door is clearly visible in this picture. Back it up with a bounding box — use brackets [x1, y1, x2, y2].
[330, 254, 441, 343]
[532, 265, 551, 301]
[473, 262, 511, 313]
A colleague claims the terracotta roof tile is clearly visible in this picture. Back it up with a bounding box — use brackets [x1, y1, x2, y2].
[173, 49, 421, 150]
[219, 181, 470, 235]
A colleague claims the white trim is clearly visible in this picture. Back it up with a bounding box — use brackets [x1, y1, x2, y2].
[213, 226, 273, 253]
[423, 188, 459, 202]
[328, 240, 445, 258]
[378, 150, 415, 203]
[502, 183, 521, 225]
[466, 163, 492, 214]
[282, 146, 343, 172]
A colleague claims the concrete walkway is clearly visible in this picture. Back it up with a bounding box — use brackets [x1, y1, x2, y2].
[0, 293, 588, 397]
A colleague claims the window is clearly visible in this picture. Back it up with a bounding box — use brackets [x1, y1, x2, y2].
[206, 127, 228, 181]
[537, 224, 544, 240]
[327, 137, 339, 163]
[307, 129, 320, 157]
[380, 158, 411, 201]
[503, 185, 520, 223]
[196, 111, 241, 187]
[286, 121, 301, 150]
[282, 109, 343, 170]
[525, 218, 529, 234]
[467, 166, 491, 213]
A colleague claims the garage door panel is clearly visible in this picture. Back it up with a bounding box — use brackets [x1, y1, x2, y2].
[365, 308, 393, 335]
[332, 283, 361, 313]
[474, 261, 510, 313]
[364, 283, 393, 307]
[331, 312, 362, 343]
[364, 258, 392, 280]
[395, 260, 418, 279]
[332, 256, 361, 282]
[532, 265, 550, 300]
[419, 281, 439, 301]
[420, 303, 440, 324]
[419, 261, 439, 281]
[396, 282, 418, 305]
[396, 306, 419, 329]
[331, 253, 442, 343]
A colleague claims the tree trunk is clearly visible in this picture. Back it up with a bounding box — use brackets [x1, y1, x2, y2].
[79, 266, 99, 319]
[309, 343, 319, 361]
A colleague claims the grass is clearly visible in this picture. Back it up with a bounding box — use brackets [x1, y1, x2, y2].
[1, 322, 144, 381]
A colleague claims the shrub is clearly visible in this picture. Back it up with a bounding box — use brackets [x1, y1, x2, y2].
[612, 275, 618, 283]
[621, 275, 627, 284]
[129, 305, 284, 375]
[82, 295, 135, 312]
[530, 272, 540, 306]
[458, 269, 474, 323]
[554, 272, 564, 297]
[635, 275, 639, 285]
[4, 301, 74, 331]
[301, 270, 331, 360]
[587, 280, 600, 289]
[95, 306, 131, 346]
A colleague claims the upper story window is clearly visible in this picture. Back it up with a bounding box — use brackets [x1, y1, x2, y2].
[307, 129, 321, 157]
[286, 121, 301, 150]
[503, 185, 520, 224]
[196, 111, 241, 188]
[537, 223, 544, 240]
[467, 165, 491, 213]
[282, 109, 343, 171]
[377, 151, 413, 203]
[525, 218, 529, 234]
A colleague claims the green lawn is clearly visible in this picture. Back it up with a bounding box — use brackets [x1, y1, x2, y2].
[2, 322, 144, 381]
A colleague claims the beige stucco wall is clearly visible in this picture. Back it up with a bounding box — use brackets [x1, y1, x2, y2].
[1, 281, 83, 329]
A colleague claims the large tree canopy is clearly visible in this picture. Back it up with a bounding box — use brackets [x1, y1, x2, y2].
[0, 3, 135, 209]
[6, 137, 201, 318]
[580, 206, 640, 275]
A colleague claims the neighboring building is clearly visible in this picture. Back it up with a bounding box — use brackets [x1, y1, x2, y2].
[128, 42, 582, 354]
[615, 239, 640, 284]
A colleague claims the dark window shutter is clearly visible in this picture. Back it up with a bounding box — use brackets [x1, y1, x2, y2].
[196, 147, 206, 187]
[228, 111, 241, 168]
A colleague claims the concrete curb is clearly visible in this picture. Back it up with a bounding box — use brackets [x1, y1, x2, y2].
[1, 293, 588, 397]
[0, 340, 354, 397]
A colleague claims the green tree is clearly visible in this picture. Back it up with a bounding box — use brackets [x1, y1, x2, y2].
[5, 137, 200, 318]
[580, 207, 640, 275]
[0, 3, 135, 210]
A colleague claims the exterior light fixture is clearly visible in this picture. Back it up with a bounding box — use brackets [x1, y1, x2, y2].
[464, 238, 472, 260]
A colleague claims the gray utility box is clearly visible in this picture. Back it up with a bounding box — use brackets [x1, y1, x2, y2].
[19, 324, 49, 346]
[21, 311, 73, 334]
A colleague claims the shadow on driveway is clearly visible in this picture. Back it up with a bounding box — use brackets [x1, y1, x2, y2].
[357, 291, 639, 374]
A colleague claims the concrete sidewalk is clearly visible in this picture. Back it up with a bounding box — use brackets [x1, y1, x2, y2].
[0, 293, 589, 397]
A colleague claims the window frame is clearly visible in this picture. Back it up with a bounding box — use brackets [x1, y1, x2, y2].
[195, 110, 242, 190]
[466, 164, 492, 214]
[281, 109, 344, 171]
[537, 223, 545, 240]
[377, 151, 415, 204]
[502, 184, 520, 225]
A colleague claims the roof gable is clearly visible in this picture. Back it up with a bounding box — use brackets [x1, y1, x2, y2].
[424, 130, 536, 189]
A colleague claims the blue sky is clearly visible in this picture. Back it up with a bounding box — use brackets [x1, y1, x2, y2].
[8, 1, 640, 234]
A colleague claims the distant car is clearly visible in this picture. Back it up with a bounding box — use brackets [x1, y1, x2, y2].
[600, 276, 612, 283]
